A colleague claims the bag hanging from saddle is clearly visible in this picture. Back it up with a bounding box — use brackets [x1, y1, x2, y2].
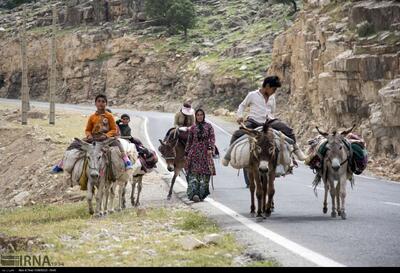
[79, 157, 88, 191]
[350, 142, 368, 175]
[138, 147, 158, 172]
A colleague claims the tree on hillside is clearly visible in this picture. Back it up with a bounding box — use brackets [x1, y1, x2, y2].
[275, 0, 298, 14]
[144, 0, 172, 25]
[2, 0, 35, 9]
[145, 0, 197, 39]
[166, 0, 196, 39]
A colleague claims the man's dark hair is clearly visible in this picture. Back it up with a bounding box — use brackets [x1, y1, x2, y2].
[262, 76, 281, 88]
[95, 94, 108, 103]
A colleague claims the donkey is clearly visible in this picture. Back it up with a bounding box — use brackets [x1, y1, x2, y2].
[240, 123, 278, 220]
[106, 138, 138, 213]
[158, 128, 186, 200]
[316, 125, 355, 220]
[69, 138, 114, 217]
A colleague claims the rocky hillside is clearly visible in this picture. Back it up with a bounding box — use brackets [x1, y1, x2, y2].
[1, 0, 399, 177]
[268, 0, 400, 176]
[0, 0, 293, 111]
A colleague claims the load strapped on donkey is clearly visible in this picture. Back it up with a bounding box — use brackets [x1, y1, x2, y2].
[305, 129, 369, 180]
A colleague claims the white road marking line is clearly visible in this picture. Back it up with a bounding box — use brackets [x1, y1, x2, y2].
[142, 116, 345, 267]
[382, 202, 400, 207]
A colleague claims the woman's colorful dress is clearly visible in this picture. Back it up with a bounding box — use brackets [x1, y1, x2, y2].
[184, 121, 216, 200]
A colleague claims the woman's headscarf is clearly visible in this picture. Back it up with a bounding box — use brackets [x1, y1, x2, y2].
[195, 109, 206, 141]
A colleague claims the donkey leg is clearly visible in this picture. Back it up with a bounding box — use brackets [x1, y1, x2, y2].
[103, 182, 110, 215]
[167, 172, 178, 200]
[323, 180, 329, 214]
[248, 170, 256, 215]
[87, 181, 95, 215]
[94, 184, 104, 218]
[254, 169, 264, 220]
[135, 176, 143, 207]
[265, 174, 275, 217]
[261, 174, 268, 218]
[329, 180, 337, 218]
[336, 182, 341, 216]
[108, 183, 116, 214]
[340, 177, 347, 220]
[121, 180, 127, 209]
[131, 176, 137, 206]
[117, 181, 126, 212]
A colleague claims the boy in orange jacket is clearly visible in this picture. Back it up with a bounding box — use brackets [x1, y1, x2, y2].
[51, 94, 133, 173]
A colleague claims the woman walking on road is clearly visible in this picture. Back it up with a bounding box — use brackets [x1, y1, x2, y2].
[184, 109, 216, 202]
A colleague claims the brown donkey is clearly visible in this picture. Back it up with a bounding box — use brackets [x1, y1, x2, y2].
[241, 123, 278, 220]
[158, 128, 186, 200]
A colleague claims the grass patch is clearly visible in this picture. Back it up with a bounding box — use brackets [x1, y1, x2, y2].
[0, 203, 249, 266]
[175, 210, 219, 233]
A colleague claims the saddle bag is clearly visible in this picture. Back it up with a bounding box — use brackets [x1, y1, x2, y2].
[230, 136, 251, 169]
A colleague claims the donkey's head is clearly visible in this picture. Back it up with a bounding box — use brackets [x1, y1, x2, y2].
[241, 122, 276, 174]
[316, 125, 355, 172]
[75, 138, 113, 180]
[158, 129, 178, 172]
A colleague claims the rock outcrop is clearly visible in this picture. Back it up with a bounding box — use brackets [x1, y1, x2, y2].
[268, 0, 400, 161]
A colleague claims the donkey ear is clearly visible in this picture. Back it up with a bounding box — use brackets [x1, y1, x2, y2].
[75, 138, 90, 149]
[340, 124, 356, 136]
[316, 126, 329, 137]
[101, 137, 115, 147]
[159, 139, 165, 146]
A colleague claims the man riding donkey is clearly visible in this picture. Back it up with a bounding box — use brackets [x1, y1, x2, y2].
[222, 76, 306, 182]
[51, 94, 134, 174]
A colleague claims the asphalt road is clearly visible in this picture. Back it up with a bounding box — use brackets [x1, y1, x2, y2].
[1, 99, 400, 267]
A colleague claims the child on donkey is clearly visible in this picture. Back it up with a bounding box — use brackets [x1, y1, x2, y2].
[51, 94, 133, 173]
[116, 113, 158, 172]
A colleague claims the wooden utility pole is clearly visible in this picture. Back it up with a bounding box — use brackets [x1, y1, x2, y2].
[20, 5, 29, 125]
[49, 5, 57, 125]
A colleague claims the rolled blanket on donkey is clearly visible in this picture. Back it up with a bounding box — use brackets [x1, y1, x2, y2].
[228, 126, 295, 177]
[305, 133, 368, 175]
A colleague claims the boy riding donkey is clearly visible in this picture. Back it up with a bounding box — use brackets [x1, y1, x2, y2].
[51, 94, 134, 173]
[222, 76, 306, 185]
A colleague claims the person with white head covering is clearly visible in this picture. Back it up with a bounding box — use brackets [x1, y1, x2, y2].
[174, 98, 195, 129]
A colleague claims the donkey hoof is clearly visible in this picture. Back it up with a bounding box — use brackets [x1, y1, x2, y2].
[167, 195, 172, 200]
[331, 212, 337, 218]
[115, 208, 122, 212]
[338, 210, 341, 216]
[323, 207, 328, 214]
[89, 209, 94, 215]
[341, 211, 347, 220]
[265, 210, 272, 217]
[134, 202, 140, 207]
[108, 210, 115, 214]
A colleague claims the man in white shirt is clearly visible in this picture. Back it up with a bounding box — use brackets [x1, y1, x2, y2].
[222, 76, 305, 167]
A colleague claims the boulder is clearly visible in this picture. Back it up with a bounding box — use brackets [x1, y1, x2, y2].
[180, 236, 205, 250]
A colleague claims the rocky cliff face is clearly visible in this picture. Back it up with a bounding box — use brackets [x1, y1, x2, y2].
[268, 0, 400, 167]
[0, 0, 292, 112]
